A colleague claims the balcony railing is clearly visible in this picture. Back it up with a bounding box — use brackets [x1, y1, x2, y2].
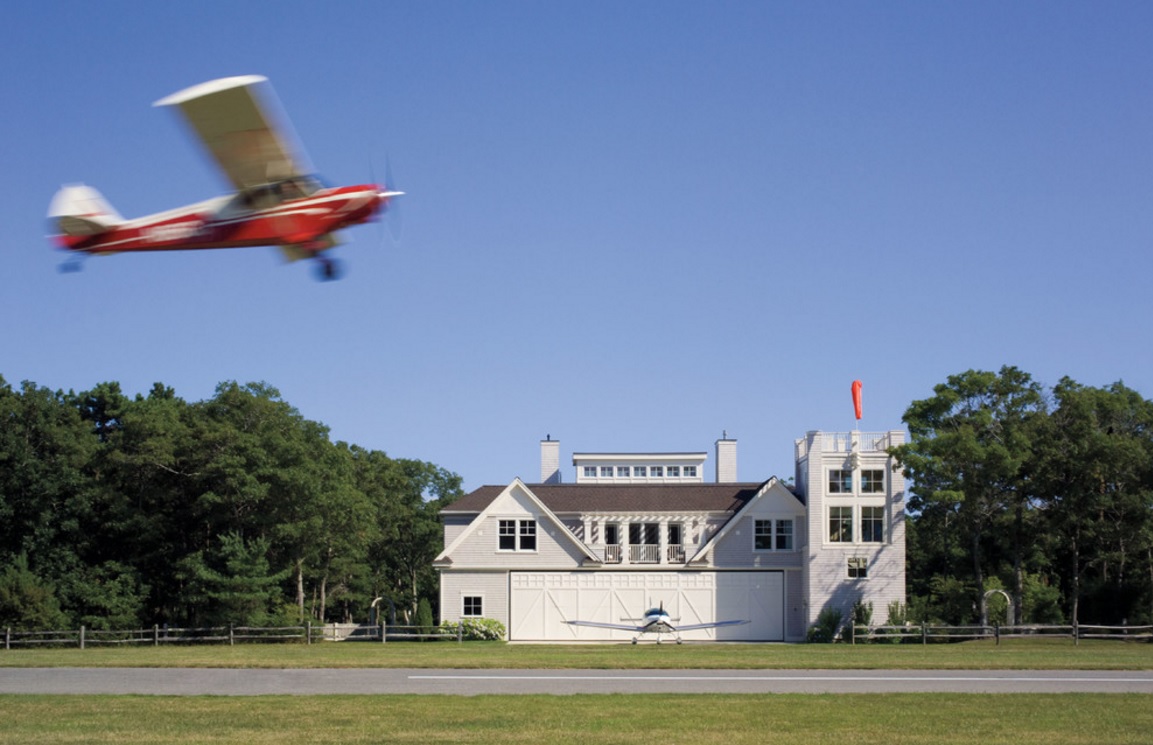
[630, 544, 661, 564]
[598, 544, 687, 564]
[603, 545, 621, 563]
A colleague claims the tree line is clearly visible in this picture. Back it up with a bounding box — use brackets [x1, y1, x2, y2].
[0, 376, 461, 630]
[892, 367, 1153, 627]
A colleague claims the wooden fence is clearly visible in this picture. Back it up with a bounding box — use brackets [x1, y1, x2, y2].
[2, 623, 461, 650]
[850, 623, 1153, 645]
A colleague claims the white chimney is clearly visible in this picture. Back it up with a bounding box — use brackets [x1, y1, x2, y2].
[540, 436, 561, 484]
[715, 433, 737, 483]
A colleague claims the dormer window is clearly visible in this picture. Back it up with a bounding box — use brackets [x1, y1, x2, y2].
[634, 466, 647, 477]
[498, 519, 537, 551]
[651, 465, 664, 477]
[668, 466, 680, 477]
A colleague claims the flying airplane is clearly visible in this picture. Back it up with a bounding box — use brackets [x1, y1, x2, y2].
[48, 75, 401, 280]
[566, 602, 749, 644]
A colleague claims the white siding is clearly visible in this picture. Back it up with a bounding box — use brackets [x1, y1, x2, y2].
[440, 571, 509, 629]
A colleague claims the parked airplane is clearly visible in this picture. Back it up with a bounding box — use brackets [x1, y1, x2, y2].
[566, 602, 749, 644]
[48, 75, 401, 280]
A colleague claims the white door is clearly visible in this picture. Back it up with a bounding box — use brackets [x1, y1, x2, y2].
[508, 571, 783, 641]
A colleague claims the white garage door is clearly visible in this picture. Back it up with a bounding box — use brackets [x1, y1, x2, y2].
[509, 571, 783, 641]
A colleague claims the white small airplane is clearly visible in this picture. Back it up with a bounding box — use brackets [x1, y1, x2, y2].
[566, 602, 749, 644]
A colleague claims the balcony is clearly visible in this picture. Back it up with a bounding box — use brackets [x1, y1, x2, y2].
[598, 544, 686, 565]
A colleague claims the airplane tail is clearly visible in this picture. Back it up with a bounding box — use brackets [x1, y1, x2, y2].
[48, 184, 124, 247]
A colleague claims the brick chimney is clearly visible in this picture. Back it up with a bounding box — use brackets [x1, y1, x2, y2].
[540, 436, 561, 484]
[715, 433, 737, 483]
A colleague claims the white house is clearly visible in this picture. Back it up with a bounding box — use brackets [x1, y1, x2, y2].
[435, 431, 905, 642]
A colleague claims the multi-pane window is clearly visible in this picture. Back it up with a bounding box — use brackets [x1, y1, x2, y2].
[617, 466, 630, 477]
[848, 557, 868, 579]
[861, 469, 885, 493]
[829, 506, 853, 542]
[634, 466, 647, 477]
[684, 466, 697, 477]
[600, 466, 613, 477]
[828, 469, 853, 494]
[651, 466, 664, 477]
[668, 466, 681, 477]
[754, 519, 795, 550]
[583, 466, 597, 478]
[498, 519, 537, 551]
[861, 506, 884, 542]
[462, 596, 483, 617]
[775, 519, 794, 550]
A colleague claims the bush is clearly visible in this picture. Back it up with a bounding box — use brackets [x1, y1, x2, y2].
[807, 607, 843, 643]
[438, 617, 506, 641]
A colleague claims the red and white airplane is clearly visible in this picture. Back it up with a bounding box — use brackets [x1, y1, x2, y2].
[48, 75, 401, 280]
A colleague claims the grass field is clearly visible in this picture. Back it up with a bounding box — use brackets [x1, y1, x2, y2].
[2, 637, 1152, 669]
[0, 693, 1151, 744]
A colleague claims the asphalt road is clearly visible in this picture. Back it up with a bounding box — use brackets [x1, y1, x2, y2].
[2, 668, 1153, 695]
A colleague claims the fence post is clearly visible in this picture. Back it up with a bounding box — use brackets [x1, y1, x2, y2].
[153, 624, 159, 647]
[381, 621, 386, 644]
[921, 622, 927, 645]
[1073, 620, 1079, 646]
[4, 627, 9, 651]
[229, 625, 234, 647]
[995, 624, 1000, 646]
[79, 625, 85, 650]
[306, 622, 311, 646]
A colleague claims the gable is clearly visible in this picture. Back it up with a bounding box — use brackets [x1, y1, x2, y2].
[689, 478, 804, 563]
[435, 479, 600, 568]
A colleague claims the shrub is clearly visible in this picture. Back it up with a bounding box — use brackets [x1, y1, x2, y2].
[807, 607, 843, 643]
[438, 617, 506, 641]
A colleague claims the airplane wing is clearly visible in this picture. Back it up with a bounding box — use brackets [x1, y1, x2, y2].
[154, 76, 313, 191]
[671, 619, 750, 632]
[565, 620, 649, 632]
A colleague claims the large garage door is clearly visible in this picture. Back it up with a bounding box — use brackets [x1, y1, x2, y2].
[509, 571, 783, 641]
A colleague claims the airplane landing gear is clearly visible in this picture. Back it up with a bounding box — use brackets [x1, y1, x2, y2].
[58, 257, 85, 274]
[314, 256, 342, 281]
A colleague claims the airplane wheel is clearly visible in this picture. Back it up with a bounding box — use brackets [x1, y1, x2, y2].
[315, 257, 342, 281]
[631, 639, 637, 645]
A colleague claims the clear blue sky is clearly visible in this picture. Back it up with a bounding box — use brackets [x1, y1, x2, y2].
[3, 2, 1152, 491]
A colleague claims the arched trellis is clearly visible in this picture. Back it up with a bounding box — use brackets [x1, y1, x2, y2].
[981, 589, 1013, 626]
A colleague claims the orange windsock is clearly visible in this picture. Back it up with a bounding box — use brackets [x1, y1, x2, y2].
[852, 380, 863, 420]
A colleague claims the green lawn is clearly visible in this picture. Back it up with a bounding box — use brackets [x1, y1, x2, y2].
[2, 637, 1152, 669]
[0, 693, 1150, 744]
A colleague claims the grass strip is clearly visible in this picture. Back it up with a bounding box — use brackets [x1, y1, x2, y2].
[0, 693, 1149, 744]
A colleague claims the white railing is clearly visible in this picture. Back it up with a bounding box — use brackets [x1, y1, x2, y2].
[666, 544, 685, 563]
[603, 545, 621, 563]
[629, 544, 661, 563]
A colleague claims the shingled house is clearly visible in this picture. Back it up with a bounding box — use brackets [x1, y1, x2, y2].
[435, 432, 906, 641]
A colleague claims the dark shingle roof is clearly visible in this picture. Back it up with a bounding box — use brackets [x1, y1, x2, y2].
[442, 481, 786, 516]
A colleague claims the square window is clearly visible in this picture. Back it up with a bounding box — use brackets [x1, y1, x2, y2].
[617, 466, 630, 477]
[861, 470, 885, 493]
[634, 466, 647, 477]
[829, 506, 853, 542]
[848, 557, 868, 579]
[684, 466, 697, 478]
[600, 466, 613, 477]
[583, 466, 597, 478]
[651, 465, 664, 477]
[668, 466, 681, 477]
[462, 596, 483, 617]
[829, 469, 853, 494]
[861, 506, 884, 542]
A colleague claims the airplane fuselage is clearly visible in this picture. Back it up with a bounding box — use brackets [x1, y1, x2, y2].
[56, 184, 387, 255]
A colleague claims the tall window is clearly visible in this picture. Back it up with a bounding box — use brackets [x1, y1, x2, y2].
[754, 520, 773, 550]
[462, 596, 483, 617]
[861, 469, 885, 493]
[829, 506, 853, 542]
[498, 519, 537, 551]
[775, 519, 794, 550]
[667, 523, 683, 546]
[828, 470, 853, 494]
[861, 506, 884, 542]
[604, 523, 620, 545]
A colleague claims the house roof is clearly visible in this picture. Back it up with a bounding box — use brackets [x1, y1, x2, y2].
[442, 481, 797, 516]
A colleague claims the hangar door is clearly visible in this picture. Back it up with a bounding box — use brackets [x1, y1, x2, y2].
[509, 571, 783, 642]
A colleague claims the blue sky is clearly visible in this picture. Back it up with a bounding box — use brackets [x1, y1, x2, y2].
[3, 2, 1153, 491]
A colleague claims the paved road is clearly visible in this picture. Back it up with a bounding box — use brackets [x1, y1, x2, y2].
[2, 668, 1153, 695]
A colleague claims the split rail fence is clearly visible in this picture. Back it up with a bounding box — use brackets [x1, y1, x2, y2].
[3, 623, 461, 650]
[850, 623, 1153, 645]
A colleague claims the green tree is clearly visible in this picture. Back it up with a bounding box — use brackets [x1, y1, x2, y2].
[181, 532, 288, 626]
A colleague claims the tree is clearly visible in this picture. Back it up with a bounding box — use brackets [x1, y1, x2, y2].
[181, 532, 288, 626]
[892, 367, 1047, 624]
